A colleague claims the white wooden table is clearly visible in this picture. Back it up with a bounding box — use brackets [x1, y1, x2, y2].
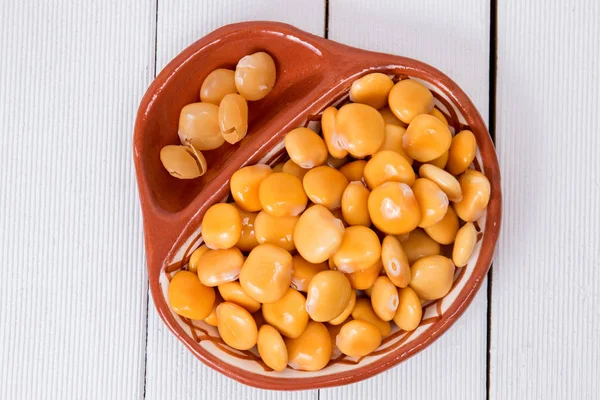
[1, 0, 599, 398]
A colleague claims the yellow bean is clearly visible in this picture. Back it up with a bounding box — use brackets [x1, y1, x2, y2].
[282, 159, 309, 180]
[335, 103, 385, 157]
[419, 164, 462, 202]
[257, 325, 288, 372]
[294, 205, 345, 263]
[327, 322, 346, 359]
[396, 232, 410, 243]
[239, 244, 293, 303]
[430, 108, 448, 125]
[200, 68, 237, 105]
[409, 255, 455, 300]
[254, 211, 298, 252]
[290, 255, 328, 292]
[234, 52, 276, 101]
[336, 320, 382, 357]
[351, 298, 391, 337]
[178, 102, 224, 150]
[235, 208, 259, 252]
[258, 172, 307, 217]
[446, 130, 477, 176]
[453, 169, 491, 222]
[160, 144, 207, 179]
[370, 276, 399, 321]
[339, 160, 367, 183]
[218, 281, 261, 313]
[217, 302, 258, 350]
[326, 153, 349, 169]
[381, 235, 411, 288]
[218, 93, 248, 144]
[403, 114, 452, 162]
[333, 226, 381, 273]
[364, 150, 415, 189]
[321, 107, 349, 159]
[402, 228, 441, 264]
[388, 79, 434, 124]
[424, 206, 459, 245]
[262, 288, 309, 338]
[202, 203, 242, 249]
[284, 127, 328, 168]
[393, 287, 422, 331]
[330, 205, 349, 227]
[306, 270, 352, 322]
[452, 222, 478, 267]
[341, 181, 371, 227]
[286, 321, 331, 371]
[230, 164, 273, 212]
[303, 166, 349, 210]
[412, 178, 449, 228]
[368, 182, 421, 235]
[329, 290, 357, 325]
[429, 151, 449, 169]
[349, 72, 394, 109]
[196, 247, 244, 287]
[272, 162, 284, 172]
[203, 294, 222, 326]
[188, 244, 209, 273]
[379, 124, 413, 164]
[345, 260, 382, 290]
[329, 203, 347, 226]
[168, 270, 215, 320]
[328, 257, 337, 271]
[379, 107, 407, 127]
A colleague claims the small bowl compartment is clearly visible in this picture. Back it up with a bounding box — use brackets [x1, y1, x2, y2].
[136, 28, 326, 214]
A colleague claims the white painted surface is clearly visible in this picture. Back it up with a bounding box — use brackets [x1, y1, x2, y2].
[490, 1, 600, 399]
[0, 0, 154, 398]
[145, 1, 323, 399]
[322, 1, 490, 399]
[1, 0, 598, 398]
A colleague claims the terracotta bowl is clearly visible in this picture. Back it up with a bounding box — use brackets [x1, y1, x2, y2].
[133, 21, 502, 390]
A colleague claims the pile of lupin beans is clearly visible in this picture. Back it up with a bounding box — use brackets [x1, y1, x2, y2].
[159, 52, 277, 178]
[168, 71, 491, 372]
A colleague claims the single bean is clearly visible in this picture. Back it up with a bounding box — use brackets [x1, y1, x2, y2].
[234, 52, 276, 101]
[168, 270, 215, 320]
[217, 302, 258, 350]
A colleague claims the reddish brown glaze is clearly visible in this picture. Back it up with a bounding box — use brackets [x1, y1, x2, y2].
[133, 21, 502, 390]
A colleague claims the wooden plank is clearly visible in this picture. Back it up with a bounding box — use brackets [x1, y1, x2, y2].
[146, 297, 318, 399]
[144, 1, 324, 399]
[490, 1, 600, 398]
[0, 0, 155, 398]
[155, 1, 326, 72]
[321, 0, 491, 399]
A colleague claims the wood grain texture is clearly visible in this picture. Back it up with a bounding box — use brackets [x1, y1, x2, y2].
[144, 1, 323, 399]
[6, 0, 597, 398]
[491, 1, 600, 398]
[0, 0, 154, 398]
[322, 0, 490, 398]
[155, 0, 326, 72]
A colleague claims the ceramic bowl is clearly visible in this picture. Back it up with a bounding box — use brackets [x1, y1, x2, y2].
[133, 21, 502, 390]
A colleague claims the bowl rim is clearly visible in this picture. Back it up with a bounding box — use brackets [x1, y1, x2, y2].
[133, 21, 502, 390]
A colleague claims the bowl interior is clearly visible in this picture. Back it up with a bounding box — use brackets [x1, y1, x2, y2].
[155, 72, 493, 388]
[137, 29, 326, 213]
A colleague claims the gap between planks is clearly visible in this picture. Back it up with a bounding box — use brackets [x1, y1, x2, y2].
[485, 0, 498, 399]
[143, 0, 160, 398]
